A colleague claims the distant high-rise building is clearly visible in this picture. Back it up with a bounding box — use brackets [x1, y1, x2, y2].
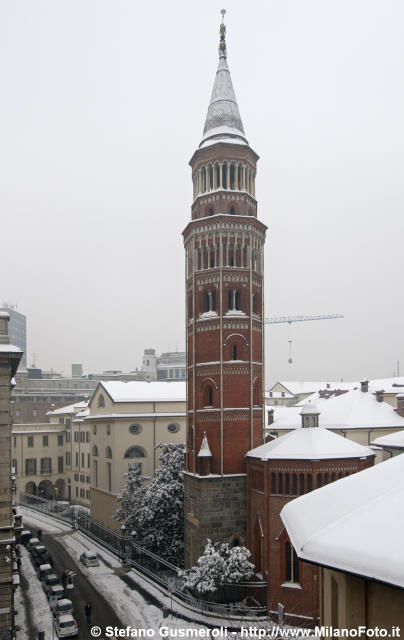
[0, 304, 26, 369]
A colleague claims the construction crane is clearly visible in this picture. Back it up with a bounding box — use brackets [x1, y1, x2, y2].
[264, 314, 344, 364]
[265, 313, 344, 325]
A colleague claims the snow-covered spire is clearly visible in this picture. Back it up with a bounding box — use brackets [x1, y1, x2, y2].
[199, 11, 248, 148]
[198, 432, 212, 457]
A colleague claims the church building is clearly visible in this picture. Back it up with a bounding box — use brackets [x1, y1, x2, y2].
[183, 14, 267, 567]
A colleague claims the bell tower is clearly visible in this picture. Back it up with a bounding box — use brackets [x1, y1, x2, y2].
[183, 13, 267, 567]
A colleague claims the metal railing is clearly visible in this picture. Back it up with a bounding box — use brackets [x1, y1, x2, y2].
[19, 493, 267, 618]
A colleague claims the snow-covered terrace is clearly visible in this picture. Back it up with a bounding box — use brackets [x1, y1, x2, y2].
[281, 454, 404, 589]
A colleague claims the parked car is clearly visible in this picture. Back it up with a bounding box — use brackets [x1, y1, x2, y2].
[53, 598, 73, 618]
[38, 563, 53, 582]
[27, 537, 41, 552]
[79, 551, 99, 567]
[47, 584, 65, 601]
[32, 545, 46, 564]
[54, 614, 78, 638]
[42, 572, 59, 592]
[35, 548, 53, 567]
[51, 501, 70, 513]
[20, 530, 32, 545]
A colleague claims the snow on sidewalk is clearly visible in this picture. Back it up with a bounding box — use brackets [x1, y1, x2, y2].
[21, 509, 209, 633]
[20, 545, 54, 639]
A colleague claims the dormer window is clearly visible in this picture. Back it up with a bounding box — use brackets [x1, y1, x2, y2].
[97, 395, 105, 408]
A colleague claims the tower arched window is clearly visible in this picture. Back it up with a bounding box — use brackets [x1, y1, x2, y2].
[203, 290, 216, 313]
[307, 474, 312, 491]
[204, 384, 213, 407]
[209, 165, 214, 190]
[292, 473, 297, 495]
[232, 344, 238, 360]
[278, 473, 283, 494]
[230, 206, 235, 215]
[285, 541, 299, 583]
[222, 162, 227, 189]
[271, 472, 276, 494]
[230, 164, 235, 190]
[299, 473, 305, 494]
[285, 474, 290, 495]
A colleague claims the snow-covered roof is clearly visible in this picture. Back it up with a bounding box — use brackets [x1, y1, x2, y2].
[271, 377, 404, 397]
[0, 344, 23, 353]
[84, 412, 186, 421]
[372, 429, 404, 450]
[268, 388, 404, 431]
[247, 427, 373, 461]
[198, 433, 212, 458]
[47, 400, 88, 416]
[281, 454, 404, 589]
[99, 381, 186, 403]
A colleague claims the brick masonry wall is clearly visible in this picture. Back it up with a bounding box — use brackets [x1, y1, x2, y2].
[184, 473, 247, 567]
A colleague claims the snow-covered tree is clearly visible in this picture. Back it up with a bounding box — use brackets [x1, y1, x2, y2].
[115, 444, 185, 566]
[181, 539, 255, 595]
[135, 443, 185, 565]
[115, 462, 147, 534]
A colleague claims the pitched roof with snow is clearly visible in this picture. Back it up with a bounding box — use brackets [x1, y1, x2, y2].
[372, 429, 404, 450]
[247, 427, 373, 461]
[48, 400, 88, 416]
[99, 380, 186, 403]
[281, 454, 404, 589]
[268, 388, 404, 431]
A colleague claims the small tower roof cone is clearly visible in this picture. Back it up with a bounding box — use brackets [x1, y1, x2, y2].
[200, 10, 248, 148]
[198, 432, 213, 457]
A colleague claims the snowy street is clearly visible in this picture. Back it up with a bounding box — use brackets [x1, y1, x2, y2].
[17, 508, 209, 639]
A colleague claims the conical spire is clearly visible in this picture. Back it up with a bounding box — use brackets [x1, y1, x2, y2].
[200, 11, 248, 148]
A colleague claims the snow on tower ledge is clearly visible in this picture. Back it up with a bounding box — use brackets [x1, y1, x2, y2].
[281, 454, 404, 589]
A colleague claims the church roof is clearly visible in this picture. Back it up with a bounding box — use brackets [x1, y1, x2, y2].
[281, 454, 404, 589]
[199, 18, 248, 148]
[247, 426, 374, 461]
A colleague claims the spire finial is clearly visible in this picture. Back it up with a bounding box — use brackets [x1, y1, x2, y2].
[219, 9, 227, 57]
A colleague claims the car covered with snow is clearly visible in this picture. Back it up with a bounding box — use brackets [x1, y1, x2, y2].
[53, 598, 73, 618]
[47, 584, 65, 601]
[20, 530, 32, 545]
[42, 572, 59, 592]
[27, 537, 41, 552]
[79, 551, 99, 567]
[53, 613, 78, 638]
[38, 563, 53, 582]
[32, 545, 46, 564]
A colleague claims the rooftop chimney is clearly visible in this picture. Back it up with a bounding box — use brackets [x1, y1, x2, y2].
[375, 390, 384, 403]
[396, 394, 404, 418]
[360, 379, 369, 393]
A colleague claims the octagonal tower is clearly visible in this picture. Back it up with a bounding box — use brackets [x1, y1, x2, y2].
[183, 16, 267, 567]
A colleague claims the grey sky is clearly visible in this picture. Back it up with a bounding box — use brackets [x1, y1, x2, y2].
[1, 0, 403, 384]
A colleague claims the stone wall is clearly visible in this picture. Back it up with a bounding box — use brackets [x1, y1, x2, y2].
[184, 472, 247, 567]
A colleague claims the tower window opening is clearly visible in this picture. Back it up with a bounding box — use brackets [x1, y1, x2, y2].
[230, 164, 235, 190]
[210, 251, 215, 268]
[271, 472, 276, 494]
[216, 165, 220, 187]
[292, 473, 297, 495]
[204, 384, 214, 407]
[232, 344, 238, 360]
[230, 206, 235, 215]
[307, 474, 312, 491]
[299, 473, 305, 494]
[235, 290, 240, 310]
[209, 207, 214, 216]
[222, 162, 227, 189]
[285, 474, 290, 495]
[278, 473, 283, 494]
[209, 166, 214, 190]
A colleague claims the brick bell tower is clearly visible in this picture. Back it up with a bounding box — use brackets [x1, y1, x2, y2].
[183, 13, 267, 567]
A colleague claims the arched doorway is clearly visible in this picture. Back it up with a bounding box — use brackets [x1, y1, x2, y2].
[25, 481, 37, 495]
[38, 480, 54, 500]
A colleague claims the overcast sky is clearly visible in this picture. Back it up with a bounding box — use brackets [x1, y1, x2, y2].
[1, 0, 404, 385]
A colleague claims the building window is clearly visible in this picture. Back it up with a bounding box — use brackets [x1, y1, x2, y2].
[12, 459, 17, 474]
[74, 473, 78, 481]
[27, 436, 34, 448]
[93, 425, 97, 435]
[25, 459, 36, 475]
[129, 424, 142, 435]
[40, 458, 52, 474]
[58, 457, 64, 473]
[66, 419, 71, 429]
[124, 446, 146, 459]
[92, 445, 98, 457]
[81, 453, 84, 467]
[75, 453, 79, 467]
[105, 447, 112, 459]
[278, 473, 283, 494]
[59, 418, 64, 425]
[86, 432, 90, 443]
[32, 409, 38, 417]
[106, 424, 111, 435]
[292, 474, 297, 495]
[15, 410, 20, 418]
[13, 436, 16, 448]
[232, 344, 238, 360]
[88, 453, 90, 468]
[106, 462, 112, 492]
[86, 490, 90, 499]
[94, 460, 98, 487]
[66, 432, 70, 443]
[203, 384, 213, 407]
[271, 472, 276, 494]
[58, 435, 63, 446]
[285, 541, 299, 583]
[97, 395, 105, 408]
[66, 452, 71, 466]
[167, 423, 180, 433]
[76, 487, 78, 497]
